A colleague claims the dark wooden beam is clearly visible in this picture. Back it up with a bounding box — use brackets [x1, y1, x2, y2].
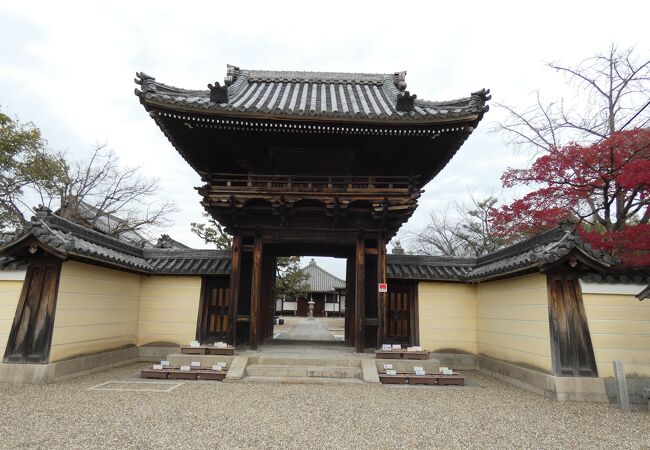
[355, 235, 365, 353]
[409, 282, 420, 346]
[376, 236, 387, 349]
[227, 235, 242, 346]
[3, 253, 62, 363]
[249, 235, 263, 350]
[345, 255, 355, 346]
[547, 272, 598, 377]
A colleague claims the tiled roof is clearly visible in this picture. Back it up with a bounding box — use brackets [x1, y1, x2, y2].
[0, 211, 230, 276]
[135, 66, 490, 123]
[386, 223, 616, 282]
[0, 212, 618, 282]
[146, 249, 231, 275]
[466, 224, 616, 281]
[638, 285, 650, 301]
[0, 256, 28, 271]
[302, 259, 345, 292]
[386, 255, 475, 281]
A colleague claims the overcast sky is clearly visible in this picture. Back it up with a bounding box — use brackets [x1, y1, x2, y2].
[1, 1, 647, 278]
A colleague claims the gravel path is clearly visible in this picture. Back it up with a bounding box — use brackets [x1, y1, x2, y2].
[0, 363, 648, 449]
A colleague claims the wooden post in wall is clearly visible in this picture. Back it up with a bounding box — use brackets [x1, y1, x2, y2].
[355, 235, 365, 353]
[345, 255, 355, 346]
[376, 235, 387, 349]
[249, 235, 263, 350]
[227, 234, 242, 346]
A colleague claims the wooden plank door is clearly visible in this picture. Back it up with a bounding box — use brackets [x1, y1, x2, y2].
[385, 285, 411, 344]
[200, 278, 230, 343]
[547, 273, 598, 377]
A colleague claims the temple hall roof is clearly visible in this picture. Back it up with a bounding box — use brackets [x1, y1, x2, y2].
[302, 259, 345, 293]
[135, 65, 490, 124]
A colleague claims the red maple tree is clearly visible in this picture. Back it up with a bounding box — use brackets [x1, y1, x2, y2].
[491, 128, 650, 266]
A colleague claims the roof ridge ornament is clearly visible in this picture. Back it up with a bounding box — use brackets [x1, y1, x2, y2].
[224, 64, 240, 87]
[392, 71, 416, 112]
[156, 234, 175, 248]
[207, 81, 228, 103]
[32, 205, 52, 220]
[396, 91, 417, 112]
[393, 71, 407, 91]
[135, 72, 156, 93]
[469, 88, 492, 111]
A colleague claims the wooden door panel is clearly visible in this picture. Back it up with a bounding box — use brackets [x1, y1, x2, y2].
[385, 288, 410, 344]
[200, 278, 230, 343]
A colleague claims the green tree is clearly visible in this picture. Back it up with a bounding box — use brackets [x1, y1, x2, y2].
[0, 110, 66, 229]
[275, 256, 310, 300]
[1, 109, 175, 236]
[190, 213, 232, 250]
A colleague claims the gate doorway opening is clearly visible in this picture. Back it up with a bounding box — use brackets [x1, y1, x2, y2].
[273, 256, 346, 342]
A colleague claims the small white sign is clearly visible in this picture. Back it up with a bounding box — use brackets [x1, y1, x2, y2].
[406, 347, 415, 352]
[383, 364, 393, 370]
[386, 369, 397, 376]
[160, 360, 170, 367]
[443, 369, 453, 375]
[414, 366, 424, 372]
[378, 283, 388, 293]
[180, 365, 191, 371]
[415, 369, 426, 376]
[439, 367, 448, 373]
[412, 346, 422, 351]
[153, 364, 163, 370]
[215, 342, 227, 348]
[382, 344, 392, 351]
[212, 365, 223, 371]
[191, 361, 201, 368]
[391, 344, 401, 350]
[216, 362, 227, 368]
[189, 340, 201, 348]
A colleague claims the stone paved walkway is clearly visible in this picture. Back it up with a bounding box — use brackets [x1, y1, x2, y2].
[274, 318, 336, 341]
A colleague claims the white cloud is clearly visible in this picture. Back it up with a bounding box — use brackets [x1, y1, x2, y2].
[1, 0, 648, 260]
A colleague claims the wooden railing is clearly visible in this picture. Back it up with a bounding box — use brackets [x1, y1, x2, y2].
[203, 173, 418, 193]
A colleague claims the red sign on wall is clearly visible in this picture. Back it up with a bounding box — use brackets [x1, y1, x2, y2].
[378, 283, 388, 293]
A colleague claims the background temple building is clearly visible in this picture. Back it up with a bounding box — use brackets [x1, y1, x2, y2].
[275, 259, 345, 317]
[0, 65, 648, 403]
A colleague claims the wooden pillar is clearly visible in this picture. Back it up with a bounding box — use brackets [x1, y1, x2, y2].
[227, 235, 242, 346]
[249, 236, 263, 350]
[345, 256, 355, 346]
[355, 235, 365, 353]
[376, 235, 387, 349]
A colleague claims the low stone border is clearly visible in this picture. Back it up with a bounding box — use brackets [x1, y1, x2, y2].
[87, 381, 184, 392]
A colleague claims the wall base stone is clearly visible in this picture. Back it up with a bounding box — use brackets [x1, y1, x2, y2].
[0, 347, 138, 384]
[478, 355, 608, 402]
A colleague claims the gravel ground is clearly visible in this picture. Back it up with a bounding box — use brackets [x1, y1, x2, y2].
[0, 363, 648, 449]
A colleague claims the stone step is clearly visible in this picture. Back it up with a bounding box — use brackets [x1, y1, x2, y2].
[166, 353, 235, 368]
[241, 376, 365, 385]
[252, 356, 361, 368]
[374, 358, 442, 373]
[245, 364, 362, 379]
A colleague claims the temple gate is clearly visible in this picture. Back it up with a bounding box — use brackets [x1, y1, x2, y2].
[135, 65, 489, 351]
